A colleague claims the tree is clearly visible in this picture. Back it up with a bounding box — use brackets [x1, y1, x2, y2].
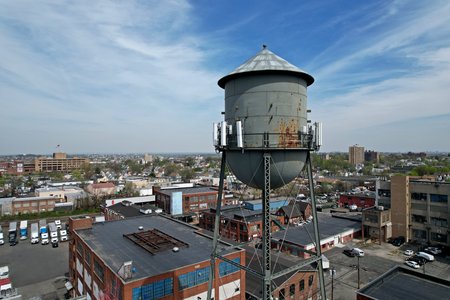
[180, 168, 195, 182]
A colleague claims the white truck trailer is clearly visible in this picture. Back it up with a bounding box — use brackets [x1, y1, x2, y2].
[59, 223, 68, 242]
[8, 222, 18, 246]
[19, 220, 28, 240]
[49, 222, 58, 243]
[39, 219, 49, 245]
[0, 225, 4, 245]
[30, 223, 39, 244]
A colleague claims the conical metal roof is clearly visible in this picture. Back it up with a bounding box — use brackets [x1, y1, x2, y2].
[218, 46, 314, 88]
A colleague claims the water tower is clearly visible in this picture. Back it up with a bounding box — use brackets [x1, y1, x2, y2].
[208, 46, 326, 300]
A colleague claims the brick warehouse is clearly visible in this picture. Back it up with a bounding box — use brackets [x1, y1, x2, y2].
[153, 186, 218, 223]
[68, 215, 245, 300]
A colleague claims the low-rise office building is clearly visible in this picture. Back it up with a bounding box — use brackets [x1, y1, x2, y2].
[153, 186, 218, 222]
[376, 175, 449, 246]
[35, 152, 89, 173]
[361, 206, 392, 244]
[69, 215, 246, 300]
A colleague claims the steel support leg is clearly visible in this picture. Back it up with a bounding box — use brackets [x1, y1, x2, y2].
[207, 152, 227, 300]
[262, 153, 272, 300]
[307, 152, 327, 300]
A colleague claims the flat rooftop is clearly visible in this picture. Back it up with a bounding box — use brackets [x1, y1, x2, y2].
[156, 186, 216, 196]
[76, 215, 240, 282]
[271, 213, 361, 247]
[357, 266, 450, 300]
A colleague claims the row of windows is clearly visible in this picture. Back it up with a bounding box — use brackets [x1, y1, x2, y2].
[278, 275, 314, 300]
[186, 195, 216, 202]
[132, 278, 173, 300]
[219, 258, 241, 277]
[131, 259, 240, 299]
[412, 229, 447, 243]
[13, 201, 53, 208]
[178, 266, 210, 290]
[411, 193, 448, 203]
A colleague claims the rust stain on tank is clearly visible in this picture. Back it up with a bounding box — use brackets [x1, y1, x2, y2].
[278, 119, 299, 148]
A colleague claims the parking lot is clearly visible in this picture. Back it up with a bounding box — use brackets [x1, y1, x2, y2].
[323, 240, 450, 300]
[0, 236, 69, 299]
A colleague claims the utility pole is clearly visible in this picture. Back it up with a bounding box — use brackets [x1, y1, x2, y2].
[357, 255, 361, 289]
[330, 268, 336, 300]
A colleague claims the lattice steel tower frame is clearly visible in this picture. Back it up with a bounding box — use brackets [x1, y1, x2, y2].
[207, 46, 326, 300]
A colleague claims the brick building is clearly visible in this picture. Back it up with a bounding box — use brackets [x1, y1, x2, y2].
[199, 205, 285, 243]
[35, 152, 89, 173]
[272, 214, 361, 258]
[0, 160, 35, 175]
[245, 247, 318, 300]
[338, 193, 376, 210]
[0, 196, 63, 216]
[361, 206, 392, 244]
[68, 215, 246, 300]
[274, 202, 312, 225]
[86, 182, 117, 197]
[153, 186, 218, 222]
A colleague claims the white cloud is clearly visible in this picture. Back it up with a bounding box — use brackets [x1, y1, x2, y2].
[306, 1, 450, 152]
[0, 0, 223, 154]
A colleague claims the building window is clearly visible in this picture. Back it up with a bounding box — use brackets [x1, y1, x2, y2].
[412, 229, 427, 240]
[279, 288, 285, 300]
[76, 242, 84, 256]
[431, 232, 447, 243]
[430, 194, 448, 203]
[411, 214, 426, 224]
[289, 284, 295, 296]
[84, 249, 91, 265]
[94, 259, 104, 282]
[430, 217, 448, 227]
[178, 266, 211, 290]
[132, 278, 173, 300]
[299, 280, 304, 291]
[308, 275, 314, 287]
[411, 193, 427, 201]
[219, 258, 240, 277]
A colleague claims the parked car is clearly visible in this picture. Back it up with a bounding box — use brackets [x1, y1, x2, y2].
[351, 248, 365, 257]
[405, 260, 420, 269]
[417, 251, 435, 262]
[392, 236, 405, 246]
[343, 249, 356, 257]
[404, 249, 414, 256]
[424, 247, 441, 255]
[407, 256, 425, 266]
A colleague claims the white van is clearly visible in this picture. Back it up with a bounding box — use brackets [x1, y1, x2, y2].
[417, 251, 434, 261]
[351, 248, 365, 257]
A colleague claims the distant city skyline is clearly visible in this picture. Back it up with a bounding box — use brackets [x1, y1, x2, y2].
[1, 1, 450, 155]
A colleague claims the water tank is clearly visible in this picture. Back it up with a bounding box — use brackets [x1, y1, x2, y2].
[218, 46, 314, 189]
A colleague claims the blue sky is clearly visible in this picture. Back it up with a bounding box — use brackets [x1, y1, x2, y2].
[1, 0, 449, 155]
